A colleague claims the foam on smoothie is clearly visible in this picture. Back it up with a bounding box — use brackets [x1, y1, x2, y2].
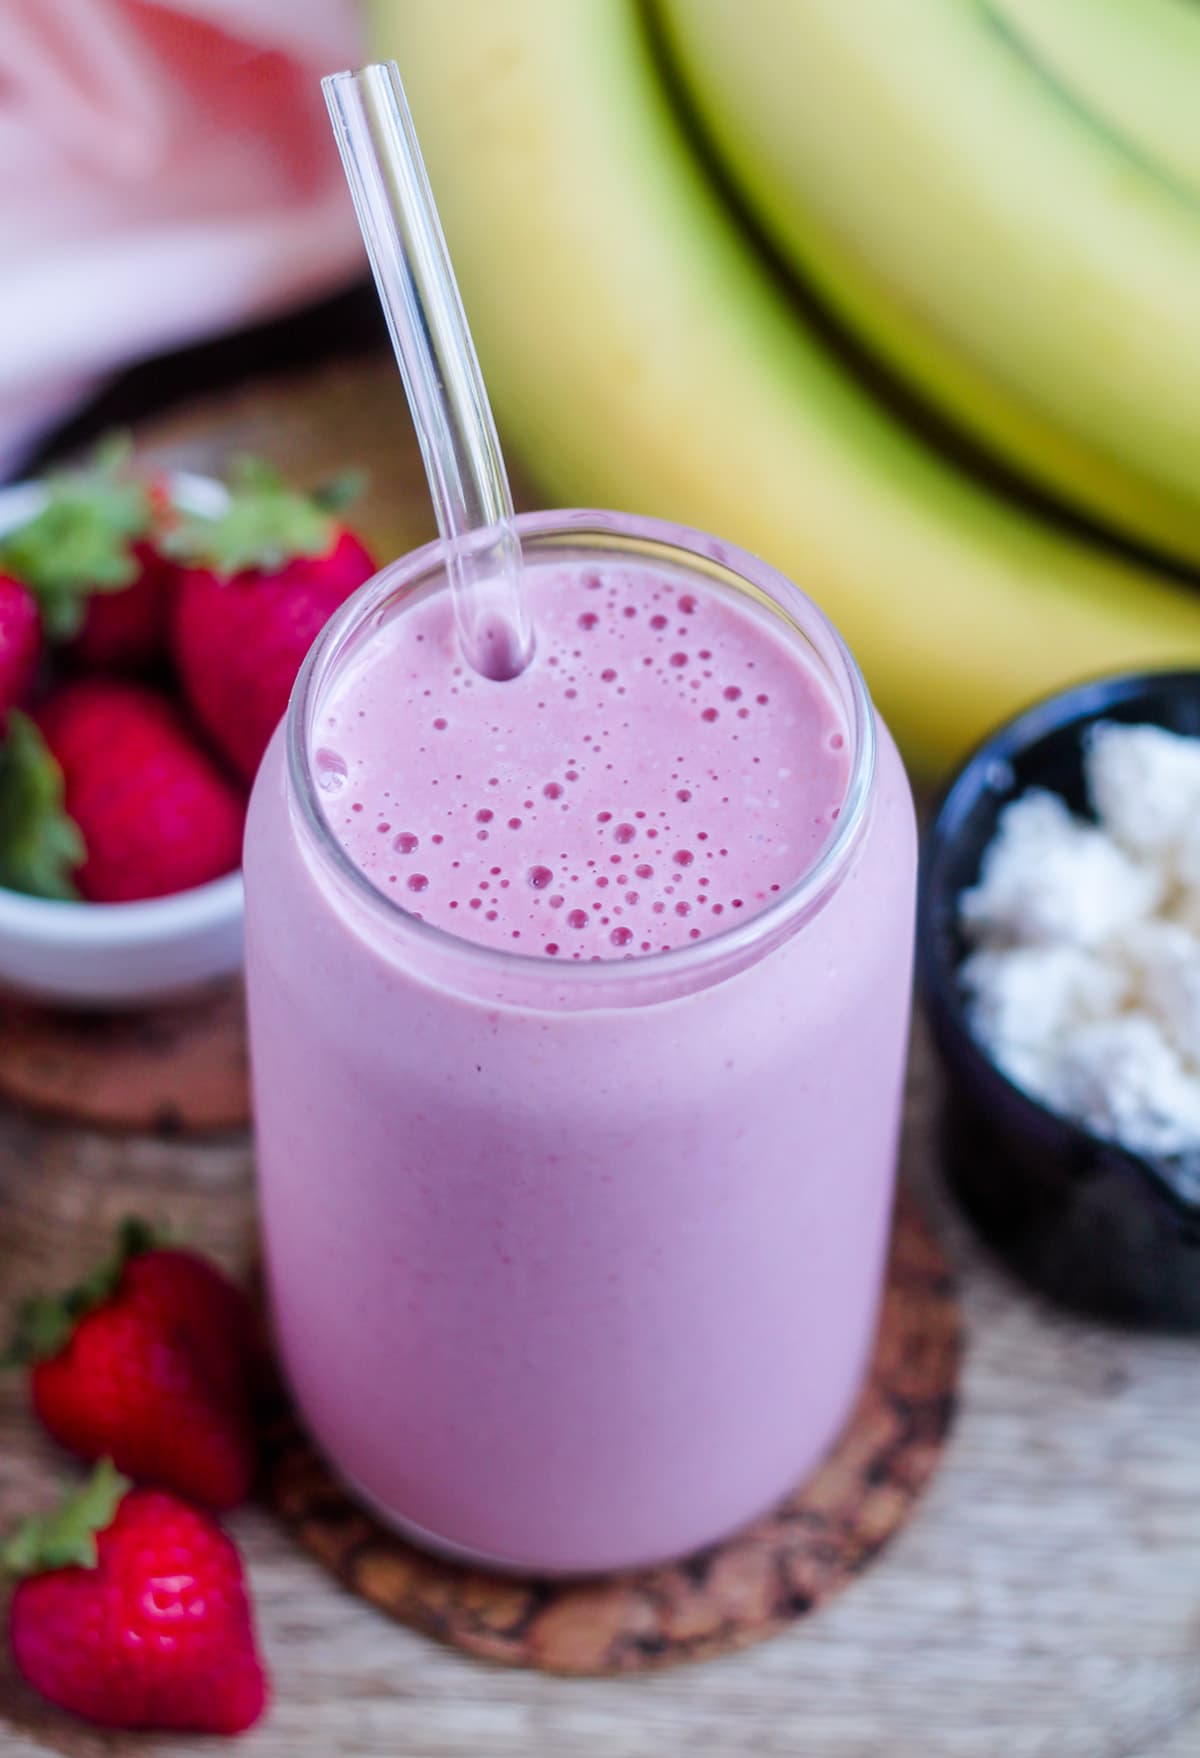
[314, 561, 850, 959]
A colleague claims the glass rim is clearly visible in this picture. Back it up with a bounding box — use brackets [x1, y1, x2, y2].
[286, 507, 877, 993]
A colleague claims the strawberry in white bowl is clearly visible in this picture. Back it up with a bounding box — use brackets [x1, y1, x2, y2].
[0, 446, 374, 1007]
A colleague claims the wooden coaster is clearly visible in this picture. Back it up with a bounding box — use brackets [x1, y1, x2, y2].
[261, 1187, 961, 1675]
[0, 981, 250, 1133]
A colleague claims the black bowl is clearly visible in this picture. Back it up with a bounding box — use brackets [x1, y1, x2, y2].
[917, 670, 1200, 1329]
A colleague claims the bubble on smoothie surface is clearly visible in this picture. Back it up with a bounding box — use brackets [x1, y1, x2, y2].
[314, 558, 850, 959]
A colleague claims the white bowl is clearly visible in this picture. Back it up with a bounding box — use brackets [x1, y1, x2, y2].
[0, 471, 244, 1009]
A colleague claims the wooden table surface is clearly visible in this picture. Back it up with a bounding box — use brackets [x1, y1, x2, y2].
[1, 361, 1198, 1756]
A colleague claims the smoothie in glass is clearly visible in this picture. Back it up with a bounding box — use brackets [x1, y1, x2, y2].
[245, 509, 916, 1574]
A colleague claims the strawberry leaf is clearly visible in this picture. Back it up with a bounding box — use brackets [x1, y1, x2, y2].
[0, 436, 155, 641]
[164, 453, 362, 577]
[311, 469, 368, 514]
[0, 712, 84, 901]
[2, 1294, 76, 1365]
[3, 1215, 158, 1367]
[113, 1215, 159, 1262]
[1, 1459, 130, 1578]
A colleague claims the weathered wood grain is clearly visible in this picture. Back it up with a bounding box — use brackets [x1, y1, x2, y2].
[0, 983, 249, 1133]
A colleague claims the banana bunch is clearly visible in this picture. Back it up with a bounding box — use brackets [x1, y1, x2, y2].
[369, 0, 1200, 774]
[660, 0, 1200, 564]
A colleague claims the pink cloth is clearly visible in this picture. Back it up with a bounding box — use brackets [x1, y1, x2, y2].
[0, 0, 365, 473]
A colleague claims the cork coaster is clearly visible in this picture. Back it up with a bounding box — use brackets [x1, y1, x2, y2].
[0, 981, 250, 1132]
[261, 1187, 960, 1675]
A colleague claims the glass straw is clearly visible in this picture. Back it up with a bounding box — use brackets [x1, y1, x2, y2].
[323, 62, 533, 680]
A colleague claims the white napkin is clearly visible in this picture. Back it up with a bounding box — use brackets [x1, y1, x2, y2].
[0, 0, 366, 474]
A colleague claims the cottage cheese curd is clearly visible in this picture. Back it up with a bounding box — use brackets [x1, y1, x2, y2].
[960, 722, 1200, 1157]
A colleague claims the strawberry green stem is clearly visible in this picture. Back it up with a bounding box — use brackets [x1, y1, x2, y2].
[0, 713, 85, 903]
[163, 454, 366, 576]
[3, 1216, 158, 1366]
[1, 1458, 130, 1578]
[0, 435, 156, 641]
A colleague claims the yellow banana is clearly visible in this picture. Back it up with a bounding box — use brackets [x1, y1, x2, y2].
[659, 0, 1200, 564]
[368, 0, 1200, 775]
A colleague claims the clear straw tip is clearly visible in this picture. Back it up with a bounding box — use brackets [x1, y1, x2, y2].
[323, 62, 533, 681]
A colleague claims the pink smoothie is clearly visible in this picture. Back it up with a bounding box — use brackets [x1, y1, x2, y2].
[316, 561, 849, 956]
[245, 519, 916, 1574]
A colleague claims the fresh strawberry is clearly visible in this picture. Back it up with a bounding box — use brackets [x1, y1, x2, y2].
[35, 678, 245, 902]
[6, 1219, 256, 1509]
[70, 537, 172, 669]
[169, 457, 374, 783]
[5, 1460, 268, 1735]
[0, 574, 41, 722]
[0, 438, 171, 668]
